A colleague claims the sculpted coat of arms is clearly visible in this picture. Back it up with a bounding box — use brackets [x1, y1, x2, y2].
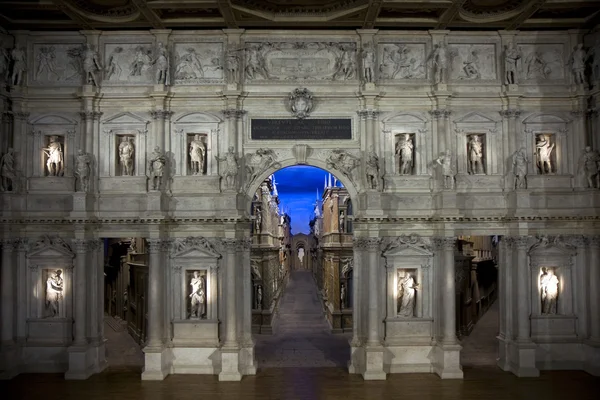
[289, 88, 313, 119]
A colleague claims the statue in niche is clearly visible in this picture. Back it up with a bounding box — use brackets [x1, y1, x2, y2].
[568, 44, 586, 85]
[130, 46, 150, 77]
[189, 135, 206, 175]
[189, 271, 206, 319]
[215, 146, 239, 190]
[340, 283, 346, 309]
[42, 135, 64, 177]
[427, 43, 448, 84]
[152, 42, 170, 85]
[339, 211, 345, 233]
[504, 42, 521, 85]
[577, 146, 600, 189]
[540, 267, 559, 315]
[397, 272, 419, 317]
[105, 46, 123, 80]
[333, 44, 356, 80]
[512, 147, 529, 189]
[10, 46, 26, 86]
[254, 207, 262, 233]
[361, 43, 375, 83]
[226, 48, 241, 84]
[74, 149, 92, 192]
[82, 43, 102, 86]
[147, 146, 166, 190]
[435, 150, 455, 189]
[256, 285, 263, 310]
[0, 148, 16, 192]
[396, 134, 414, 175]
[526, 51, 551, 80]
[289, 88, 313, 119]
[460, 47, 481, 80]
[245, 44, 270, 80]
[365, 149, 381, 190]
[175, 48, 204, 80]
[45, 270, 63, 318]
[467, 135, 485, 175]
[535, 134, 555, 174]
[118, 136, 135, 176]
[36, 46, 59, 81]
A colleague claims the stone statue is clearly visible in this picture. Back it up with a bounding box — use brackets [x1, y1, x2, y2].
[435, 150, 455, 189]
[504, 42, 521, 85]
[540, 267, 559, 315]
[326, 150, 359, 184]
[568, 44, 586, 85]
[42, 135, 64, 177]
[147, 146, 166, 190]
[256, 285, 263, 310]
[104, 46, 123, 80]
[361, 43, 375, 83]
[396, 134, 414, 175]
[536, 134, 555, 174]
[340, 283, 346, 309]
[577, 146, 600, 189]
[36, 46, 58, 81]
[189, 271, 206, 319]
[589, 39, 600, 82]
[254, 207, 262, 233]
[152, 42, 169, 85]
[74, 149, 92, 192]
[10, 46, 26, 86]
[45, 270, 63, 318]
[226, 49, 240, 84]
[365, 149, 381, 190]
[189, 135, 206, 175]
[512, 147, 528, 189]
[427, 43, 448, 84]
[119, 136, 135, 176]
[339, 211, 345, 233]
[0, 147, 16, 192]
[128, 238, 137, 253]
[130, 46, 149, 77]
[397, 272, 419, 317]
[215, 146, 239, 190]
[468, 135, 484, 175]
[82, 43, 102, 86]
[245, 44, 269, 80]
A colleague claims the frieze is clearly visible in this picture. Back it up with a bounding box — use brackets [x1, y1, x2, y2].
[32, 44, 84, 86]
[378, 43, 427, 80]
[517, 44, 565, 81]
[173, 42, 224, 84]
[448, 44, 497, 81]
[103, 43, 155, 84]
[381, 234, 432, 254]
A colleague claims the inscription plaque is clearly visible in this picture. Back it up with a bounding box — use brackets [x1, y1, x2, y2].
[251, 119, 352, 140]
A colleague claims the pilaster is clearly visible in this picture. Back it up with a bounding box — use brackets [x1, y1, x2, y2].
[219, 238, 242, 381]
[0, 239, 18, 379]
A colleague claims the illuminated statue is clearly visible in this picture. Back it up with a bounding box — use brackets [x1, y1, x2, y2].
[189, 271, 206, 319]
[512, 147, 528, 189]
[397, 272, 418, 317]
[468, 135, 484, 175]
[118, 136, 135, 176]
[189, 134, 205, 175]
[540, 268, 559, 314]
[536, 135, 555, 174]
[42, 135, 64, 177]
[396, 134, 414, 175]
[45, 270, 63, 317]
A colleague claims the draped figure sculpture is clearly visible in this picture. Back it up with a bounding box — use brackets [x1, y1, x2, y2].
[189, 134, 206, 175]
[578, 146, 600, 189]
[189, 271, 207, 319]
[46, 270, 63, 317]
[147, 146, 166, 190]
[74, 149, 92, 192]
[512, 147, 528, 189]
[468, 135, 484, 175]
[397, 273, 419, 317]
[118, 136, 135, 176]
[396, 134, 414, 175]
[540, 268, 559, 315]
[42, 136, 64, 176]
[536, 135, 555, 174]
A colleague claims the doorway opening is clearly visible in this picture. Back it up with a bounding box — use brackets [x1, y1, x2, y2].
[249, 165, 352, 368]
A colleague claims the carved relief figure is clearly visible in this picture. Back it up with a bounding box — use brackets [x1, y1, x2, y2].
[540, 267, 559, 315]
[118, 136, 135, 176]
[74, 149, 92, 192]
[45, 270, 63, 317]
[0, 148, 16, 192]
[215, 146, 239, 190]
[104, 46, 123, 80]
[520, 45, 563, 81]
[130, 46, 150, 76]
[333, 44, 356, 80]
[361, 43, 375, 83]
[526, 51, 550, 79]
[152, 42, 169, 85]
[82, 43, 102, 86]
[189, 134, 206, 175]
[339, 211, 345, 233]
[147, 146, 166, 190]
[42, 135, 64, 177]
[427, 43, 448, 84]
[189, 271, 206, 319]
[175, 48, 204, 80]
[10, 46, 26, 86]
[397, 272, 419, 317]
[435, 150, 455, 189]
[326, 150, 359, 184]
[36, 46, 59, 81]
[256, 285, 263, 310]
[365, 148, 381, 190]
[568, 44, 586, 85]
[379, 44, 425, 80]
[289, 88, 313, 119]
[504, 42, 521, 85]
[396, 134, 414, 175]
[512, 147, 528, 189]
[577, 146, 600, 189]
[340, 283, 346, 309]
[245, 44, 270, 80]
[254, 206, 262, 233]
[467, 135, 485, 175]
[245, 148, 278, 186]
[536, 134, 555, 174]
[226, 48, 240, 83]
[460, 47, 481, 79]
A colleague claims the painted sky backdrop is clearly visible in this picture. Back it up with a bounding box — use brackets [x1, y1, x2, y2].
[273, 166, 339, 235]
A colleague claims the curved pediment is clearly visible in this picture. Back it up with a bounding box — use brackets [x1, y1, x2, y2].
[455, 111, 497, 125]
[174, 112, 222, 124]
[170, 237, 221, 259]
[30, 114, 77, 125]
[102, 112, 149, 125]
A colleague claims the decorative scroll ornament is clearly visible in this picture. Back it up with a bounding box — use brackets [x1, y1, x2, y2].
[382, 234, 432, 253]
[289, 88, 313, 119]
[30, 235, 73, 255]
[171, 236, 221, 257]
[245, 148, 280, 189]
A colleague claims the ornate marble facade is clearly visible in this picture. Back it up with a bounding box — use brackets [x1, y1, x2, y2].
[0, 27, 599, 383]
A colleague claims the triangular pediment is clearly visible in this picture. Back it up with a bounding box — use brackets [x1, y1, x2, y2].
[27, 237, 74, 259]
[455, 112, 497, 125]
[102, 112, 149, 126]
[523, 113, 567, 124]
[382, 235, 433, 257]
[30, 114, 77, 125]
[175, 112, 222, 124]
[383, 112, 427, 124]
[170, 237, 221, 259]
[384, 243, 432, 257]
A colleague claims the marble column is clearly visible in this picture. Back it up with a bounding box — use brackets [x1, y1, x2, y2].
[220, 238, 242, 381]
[441, 238, 458, 344]
[515, 236, 531, 342]
[150, 110, 172, 153]
[145, 239, 165, 349]
[589, 236, 600, 341]
[72, 240, 89, 347]
[1, 239, 16, 345]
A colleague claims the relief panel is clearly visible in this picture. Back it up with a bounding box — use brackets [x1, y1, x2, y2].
[449, 44, 496, 81]
[32, 44, 83, 85]
[378, 43, 427, 80]
[518, 44, 565, 81]
[103, 43, 155, 84]
[173, 42, 224, 84]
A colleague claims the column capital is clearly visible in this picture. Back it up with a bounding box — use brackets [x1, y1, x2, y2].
[589, 235, 600, 249]
[499, 109, 522, 119]
[353, 237, 380, 250]
[429, 109, 451, 119]
[221, 238, 241, 251]
[146, 238, 170, 253]
[513, 235, 531, 250]
[0, 239, 18, 253]
[12, 111, 30, 121]
[570, 109, 585, 119]
[222, 109, 246, 120]
[432, 237, 456, 250]
[16, 238, 29, 252]
[567, 235, 588, 248]
[150, 110, 174, 120]
[79, 111, 95, 121]
[356, 109, 379, 120]
[71, 238, 95, 254]
[2, 111, 14, 123]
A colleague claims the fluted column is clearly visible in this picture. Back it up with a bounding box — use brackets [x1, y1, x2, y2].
[222, 238, 239, 348]
[515, 236, 531, 342]
[145, 239, 166, 349]
[589, 236, 600, 341]
[366, 238, 381, 346]
[72, 239, 89, 346]
[441, 237, 458, 344]
[1, 239, 17, 345]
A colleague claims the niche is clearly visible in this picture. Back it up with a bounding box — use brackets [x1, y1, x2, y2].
[535, 133, 557, 175]
[115, 135, 136, 176]
[395, 133, 415, 175]
[187, 133, 207, 175]
[42, 135, 65, 177]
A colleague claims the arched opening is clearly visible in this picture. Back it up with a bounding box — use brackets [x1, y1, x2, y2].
[246, 165, 355, 369]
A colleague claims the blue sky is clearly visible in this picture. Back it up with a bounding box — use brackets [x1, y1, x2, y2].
[273, 166, 338, 235]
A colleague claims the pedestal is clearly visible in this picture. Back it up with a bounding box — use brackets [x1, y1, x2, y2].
[219, 348, 242, 381]
[362, 346, 386, 380]
[141, 346, 171, 380]
[70, 192, 95, 217]
[152, 84, 168, 93]
[433, 343, 463, 379]
[511, 341, 539, 377]
[80, 85, 97, 95]
[65, 345, 94, 380]
[0, 343, 19, 379]
[433, 83, 448, 92]
[505, 84, 520, 93]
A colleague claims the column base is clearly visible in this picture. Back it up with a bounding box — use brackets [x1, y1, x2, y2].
[510, 341, 539, 377]
[219, 348, 242, 381]
[497, 335, 511, 372]
[141, 345, 171, 381]
[65, 345, 96, 380]
[584, 339, 600, 376]
[0, 343, 19, 379]
[361, 346, 386, 380]
[433, 342, 463, 379]
[239, 342, 257, 376]
[348, 339, 365, 374]
[91, 340, 107, 374]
